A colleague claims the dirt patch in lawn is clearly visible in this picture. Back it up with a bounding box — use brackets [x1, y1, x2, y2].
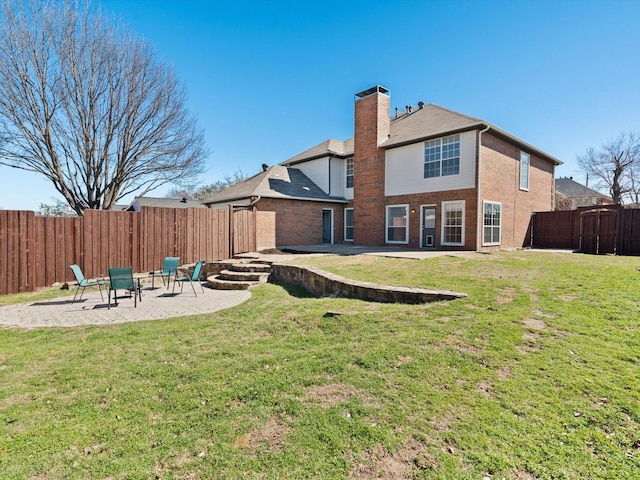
[304, 383, 376, 409]
[233, 416, 292, 452]
[523, 318, 547, 330]
[350, 437, 433, 479]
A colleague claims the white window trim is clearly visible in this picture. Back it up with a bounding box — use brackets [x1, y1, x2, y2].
[344, 207, 354, 242]
[346, 157, 354, 189]
[441, 200, 465, 246]
[386, 204, 409, 244]
[520, 152, 530, 191]
[424, 134, 461, 179]
[482, 200, 502, 246]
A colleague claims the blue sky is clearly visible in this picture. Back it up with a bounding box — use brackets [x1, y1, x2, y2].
[1, 0, 639, 211]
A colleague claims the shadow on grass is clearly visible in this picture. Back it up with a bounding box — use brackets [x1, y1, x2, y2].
[276, 282, 314, 299]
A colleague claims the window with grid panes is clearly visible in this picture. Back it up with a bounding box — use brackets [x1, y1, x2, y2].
[346, 158, 354, 188]
[483, 202, 501, 245]
[424, 134, 460, 178]
[442, 201, 464, 245]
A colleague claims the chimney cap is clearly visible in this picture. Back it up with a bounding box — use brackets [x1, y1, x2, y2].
[355, 85, 390, 99]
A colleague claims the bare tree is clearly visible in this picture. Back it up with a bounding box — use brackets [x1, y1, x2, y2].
[0, 0, 206, 215]
[577, 132, 640, 205]
[627, 162, 640, 206]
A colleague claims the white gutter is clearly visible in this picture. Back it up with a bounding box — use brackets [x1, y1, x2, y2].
[476, 124, 491, 252]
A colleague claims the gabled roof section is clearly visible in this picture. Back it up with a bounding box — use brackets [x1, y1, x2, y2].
[282, 138, 354, 165]
[384, 104, 483, 147]
[281, 102, 561, 167]
[202, 165, 348, 204]
[555, 177, 610, 199]
[383, 103, 562, 166]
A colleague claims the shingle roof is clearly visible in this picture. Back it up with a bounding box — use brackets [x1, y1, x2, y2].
[280, 103, 562, 166]
[383, 104, 483, 148]
[282, 138, 354, 165]
[128, 197, 206, 211]
[202, 165, 348, 204]
[555, 177, 610, 199]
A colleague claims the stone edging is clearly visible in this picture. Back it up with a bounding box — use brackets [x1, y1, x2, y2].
[269, 263, 466, 303]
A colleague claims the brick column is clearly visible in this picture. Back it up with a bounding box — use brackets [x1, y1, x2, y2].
[353, 86, 390, 246]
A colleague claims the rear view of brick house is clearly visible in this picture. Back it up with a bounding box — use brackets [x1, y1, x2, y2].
[204, 85, 561, 251]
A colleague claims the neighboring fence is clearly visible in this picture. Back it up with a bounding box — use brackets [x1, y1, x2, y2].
[527, 205, 640, 255]
[0, 206, 257, 295]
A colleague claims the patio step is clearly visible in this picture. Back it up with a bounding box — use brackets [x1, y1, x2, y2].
[219, 270, 270, 282]
[207, 262, 272, 290]
[230, 263, 272, 273]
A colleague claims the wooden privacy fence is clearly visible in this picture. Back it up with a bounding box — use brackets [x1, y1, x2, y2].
[0, 206, 256, 295]
[527, 205, 640, 255]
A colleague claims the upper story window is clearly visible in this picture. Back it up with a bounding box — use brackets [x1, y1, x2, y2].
[424, 134, 460, 178]
[520, 152, 530, 190]
[346, 158, 354, 188]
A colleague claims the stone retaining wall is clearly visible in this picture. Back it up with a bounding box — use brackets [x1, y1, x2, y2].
[270, 263, 466, 304]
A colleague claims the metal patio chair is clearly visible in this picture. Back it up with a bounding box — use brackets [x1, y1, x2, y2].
[172, 261, 206, 296]
[150, 256, 179, 289]
[107, 267, 141, 309]
[69, 264, 106, 303]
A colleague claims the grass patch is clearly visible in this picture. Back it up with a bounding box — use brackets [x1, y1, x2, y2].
[0, 251, 639, 478]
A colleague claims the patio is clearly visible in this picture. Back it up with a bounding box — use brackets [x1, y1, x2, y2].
[0, 282, 251, 329]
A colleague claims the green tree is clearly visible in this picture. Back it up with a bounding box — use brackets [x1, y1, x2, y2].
[0, 0, 206, 215]
[36, 200, 76, 217]
[166, 170, 249, 201]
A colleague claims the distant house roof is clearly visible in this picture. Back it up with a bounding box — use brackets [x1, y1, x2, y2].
[555, 177, 610, 199]
[281, 103, 562, 167]
[202, 165, 348, 205]
[127, 196, 206, 211]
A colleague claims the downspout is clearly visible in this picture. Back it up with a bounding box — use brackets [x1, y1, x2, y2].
[476, 124, 491, 252]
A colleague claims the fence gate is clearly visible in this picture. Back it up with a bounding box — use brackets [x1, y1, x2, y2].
[580, 208, 618, 254]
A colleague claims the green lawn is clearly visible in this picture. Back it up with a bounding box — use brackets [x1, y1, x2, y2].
[0, 251, 638, 479]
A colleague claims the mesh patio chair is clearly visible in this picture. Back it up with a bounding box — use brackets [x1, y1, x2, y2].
[69, 264, 106, 303]
[172, 261, 206, 296]
[108, 267, 141, 309]
[150, 257, 179, 289]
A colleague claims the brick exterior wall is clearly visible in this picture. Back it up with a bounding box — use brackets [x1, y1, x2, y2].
[478, 132, 555, 250]
[383, 189, 478, 250]
[232, 88, 556, 253]
[257, 198, 346, 247]
[353, 89, 390, 246]
[256, 210, 276, 251]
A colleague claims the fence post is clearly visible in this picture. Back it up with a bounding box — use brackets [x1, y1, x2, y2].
[616, 205, 624, 255]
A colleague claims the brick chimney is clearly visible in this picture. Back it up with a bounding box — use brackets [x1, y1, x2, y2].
[353, 85, 390, 246]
